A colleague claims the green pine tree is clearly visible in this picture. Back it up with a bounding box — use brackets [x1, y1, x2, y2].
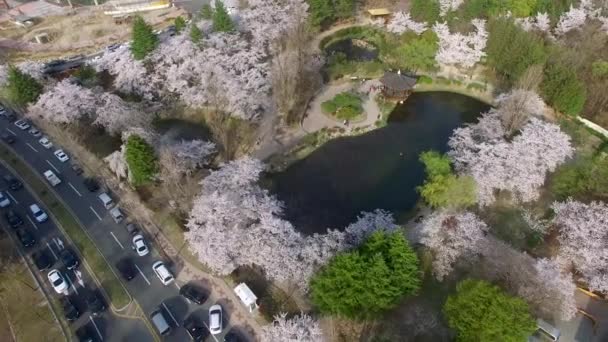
[212, 0, 235, 32]
[200, 4, 213, 19]
[190, 25, 202, 44]
[125, 135, 158, 186]
[130, 16, 159, 60]
[5, 65, 43, 107]
[174, 16, 186, 34]
[308, 0, 335, 27]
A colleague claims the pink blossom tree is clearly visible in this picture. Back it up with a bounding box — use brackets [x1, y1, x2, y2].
[433, 19, 487, 68]
[104, 145, 128, 180]
[555, 5, 588, 36]
[439, 0, 464, 16]
[0, 64, 8, 87]
[386, 12, 428, 35]
[27, 79, 97, 124]
[262, 313, 324, 342]
[16, 61, 45, 80]
[95, 93, 150, 135]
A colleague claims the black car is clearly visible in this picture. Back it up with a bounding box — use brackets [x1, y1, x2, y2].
[115, 258, 136, 281]
[61, 297, 81, 321]
[16, 228, 35, 247]
[32, 250, 53, 271]
[224, 331, 246, 342]
[60, 248, 79, 270]
[85, 290, 106, 316]
[5, 210, 23, 228]
[184, 314, 209, 342]
[1, 133, 15, 144]
[3, 175, 22, 191]
[83, 178, 99, 192]
[76, 323, 99, 342]
[179, 283, 208, 305]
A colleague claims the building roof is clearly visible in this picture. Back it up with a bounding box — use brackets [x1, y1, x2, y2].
[367, 8, 391, 16]
[379, 71, 417, 91]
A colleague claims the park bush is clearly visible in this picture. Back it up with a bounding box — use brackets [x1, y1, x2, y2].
[541, 63, 586, 116]
[466, 82, 486, 91]
[551, 155, 608, 201]
[321, 92, 363, 120]
[410, 0, 440, 23]
[418, 75, 433, 84]
[308, 0, 355, 28]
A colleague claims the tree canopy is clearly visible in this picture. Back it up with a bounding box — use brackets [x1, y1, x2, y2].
[130, 16, 158, 60]
[4, 65, 42, 107]
[307, 0, 355, 28]
[200, 4, 213, 19]
[444, 279, 536, 342]
[541, 62, 586, 116]
[310, 231, 421, 319]
[212, 0, 235, 32]
[395, 31, 438, 72]
[190, 25, 202, 44]
[125, 135, 158, 186]
[174, 16, 186, 34]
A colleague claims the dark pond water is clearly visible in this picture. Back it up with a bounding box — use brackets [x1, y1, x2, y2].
[325, 38, 379, 61]
[268, 92, 490, 235]
[154, 118, 212, 141]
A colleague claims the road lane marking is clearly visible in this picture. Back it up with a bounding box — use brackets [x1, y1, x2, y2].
[173, 282, 180, 291]
[161, 302, 179, 327]
[89, 316, 103, 341]
[5, 128, 16, 136]
[26, 215, 38, 230]
[134, 264, 150, 285]
[6, 191, 17, 204]
[109, 231, 124, 249]
[46, 242, 58, 260]
[67, 182, 82, 197]
[89, 206, 102, 221]
[54, 238, 64, 251]
[66, 275, 79, 295]
[45, 160, 60, 173]
[25, 143, 38, 153]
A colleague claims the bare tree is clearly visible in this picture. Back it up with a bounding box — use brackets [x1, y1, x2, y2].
[516, 64, 544, 91]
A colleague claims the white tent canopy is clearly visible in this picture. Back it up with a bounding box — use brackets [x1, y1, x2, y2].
[234, 283, 258, 313]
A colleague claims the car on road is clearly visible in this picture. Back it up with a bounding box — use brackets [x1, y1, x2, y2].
[5, 209, 23, 228]
[179, 283, 208, 305]
[28, 127, 41, 137]
[115, 258, 136, 281]
[60, 248, 79, 270]
[43, 170, 61, 186]
[0, 191, 10, 207]
[98, 192, 113, 209]
[3, 175, 22, 190]
[71, 162, 84, 175]
[152, 261, 174, 286]
[48, 269, 68, 294]
[109, 206, 124, 223]
[39, 136, 53, 149]
[85, 290, 106, 316]
[150, 308, 171, 336]
[54, 149, 70, 162]
[1, 133, 15, 144]
[84, 178, 99, 192]
[32, 250, 53, 271]
[61, 296, 81, 321]
[16, 228, 36, 247]
[29, 203, 48, 223]
[184, 314, 209, 341]
[132, 234, 149, 256]
[14, 119, 30, 130]
[209, 304, 223, 335]
[125, 222, 139, 235]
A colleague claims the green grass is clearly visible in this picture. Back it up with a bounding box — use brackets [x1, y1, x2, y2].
[375, 95, 397, 127]
[0, 145, 131, 309]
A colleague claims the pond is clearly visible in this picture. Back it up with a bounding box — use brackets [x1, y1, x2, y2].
[268, 92, 491, 235]
[325, 38, 379, 61]
[154, 118, 212, 141]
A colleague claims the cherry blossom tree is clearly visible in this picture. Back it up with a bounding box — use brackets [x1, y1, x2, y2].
[160, 139, 216, 177]
[555, 5, 588, 36]
[27, 79, 97, 124]
[95, 93, 149, 135]
[420, 211, 489, 280]
[261, 313, 324, 342]
[518, 12, 551, 33]
[494, 89, 546, 135]
[386, 12, 428, 35]
[0, 64, 8, 87]
[552, 199, 608, 294]
[433, 19, 487, 68]
[104, 145, 128, 179]
[16, 61, 45, 80]
[439, 0, 464, 16]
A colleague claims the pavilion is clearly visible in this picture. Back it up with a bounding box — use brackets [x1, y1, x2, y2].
[379, 71, 417, 101]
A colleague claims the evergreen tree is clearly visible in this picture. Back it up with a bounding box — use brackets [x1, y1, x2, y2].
[174, 16, 186, 34]
[541, 63, 586, 116]
[190, 25, 202, 44]
[334, 0, 355, 20]
[130, 16, 159, 60]
[5, 65, 42, 107]
[308, 0, 335, 28]
[200, 4, 214, 20]
[212, 0, 235, 33]
[125, 135, 158, 186]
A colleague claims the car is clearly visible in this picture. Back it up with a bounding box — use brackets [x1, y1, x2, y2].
[39, 136, 53, 149]
[152, 261, 174, 285]
[179, 283, 208, 305]
[83, 178, 99, 192]
[60, 248, 79, 270]
[29, 203, 48, 223]
[126, 222, 139, 235]
[0, 191, 10, 207]
[71, 162, 84, 175]
[28, 127, 41, 137]
[150, 308, 171, 335]
[48, 269, 68, 294]
[46, 59, 65, 67]
[32, 250, 53, 271]
[5, 209, 23, 228]
[224, 331, 246, 342]
[76, 323, 100, 342]
[54, 149, 70, 162]
[132, 234, 149, 257]
[16, 228, 36, 247]
[1, 133, 15, 144]
[184, 314, 209, 342]
[14, 119, 30, 130]
[115, 258, 136, 281]
[3, 175, 22, 190]
[44, 170, 61, 186]
[85, 290, 106, 316]
[208, 304, 223, 335]
[61, 296, 81, 321]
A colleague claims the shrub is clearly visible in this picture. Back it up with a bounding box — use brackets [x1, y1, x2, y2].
[551, 155, 608, 200]
[466, 82, 486, 91]
[321, 101, 337, 114]
[411, 0, 440, 23]
[418, 75, 433, 84]
[174, 16, 186, 34]
[541, 63, 586, 116]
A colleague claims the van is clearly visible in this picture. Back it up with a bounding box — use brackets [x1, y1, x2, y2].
[152, 261, 174, 285]
[98, 193, 113, 209]
[109, 207, 124, 223]
[150, 309, 171, 335]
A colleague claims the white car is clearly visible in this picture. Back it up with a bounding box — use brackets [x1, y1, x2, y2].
[29, 203, 48, 223]
[47, 269, 68, 294]
[14, 119, 30, 130]
[54, 149, 69, 162]
[0, 191, 10, 207]
[28, 127, 41, 137]
[208, 304, 223, 335]
[39, 136, 53, 149]
[132, 234, 149, 256]
[152, 261, 174, 285]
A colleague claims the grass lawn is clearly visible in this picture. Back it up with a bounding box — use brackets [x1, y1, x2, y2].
[0, 145, 131, 310]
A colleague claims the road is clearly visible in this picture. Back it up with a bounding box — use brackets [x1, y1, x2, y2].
[0, 118, 236, 341]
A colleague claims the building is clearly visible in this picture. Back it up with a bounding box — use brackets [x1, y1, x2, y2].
[379, 71, 416, 101]
[366, 8, 391, 23]
[103, 0, 170, 16]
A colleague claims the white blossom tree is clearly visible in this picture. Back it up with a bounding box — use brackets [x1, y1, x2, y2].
[95, 93, 149, 135]
[27, 79, 97, 124]
[439, 0, 464, 16]
[494, 89, 546, 135]
[16, 60, 45, 80]
[160, 139, 216, 177]
[518, 12, 551, 32]
[386, 12, 428, 35]
[104, 145, 128, 179]
[433, 19, 487, 68]
[555, 5, 588, 36]
[261, 313, 324, 342]
[0, 64, 8, 87]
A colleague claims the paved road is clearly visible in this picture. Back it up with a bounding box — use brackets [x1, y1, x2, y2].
[0, 117, 235, 341]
